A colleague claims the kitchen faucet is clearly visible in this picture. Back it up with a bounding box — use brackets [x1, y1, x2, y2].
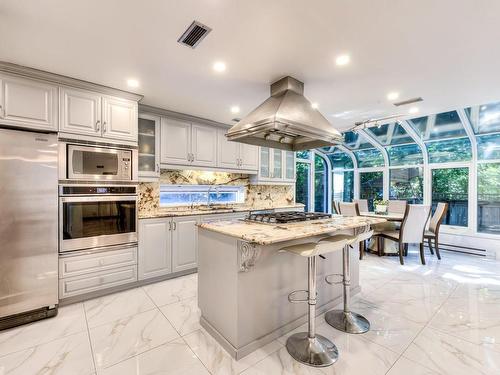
[207, 185, 220, 208]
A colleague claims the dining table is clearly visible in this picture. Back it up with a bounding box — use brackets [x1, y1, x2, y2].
[359, 211, 405, 255]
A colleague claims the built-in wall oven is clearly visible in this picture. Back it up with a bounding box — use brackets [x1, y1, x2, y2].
[59, 141, 138, 182]
[59, 185, 138, 253]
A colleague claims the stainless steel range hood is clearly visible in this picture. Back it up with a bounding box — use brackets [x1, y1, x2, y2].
[226, 76, 343, 151]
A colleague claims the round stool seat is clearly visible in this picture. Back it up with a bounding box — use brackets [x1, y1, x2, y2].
[280, 241, 319, 257]
[317, 234, 357, 254]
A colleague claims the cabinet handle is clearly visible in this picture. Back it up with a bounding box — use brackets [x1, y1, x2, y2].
[95, 120, 101, 132]
[168, 221, 172, 231]
[173, 221, 177, 230]
[102, 122, 107, 133]
[0, 104, 3, 118]
[156, 163, 159, 173]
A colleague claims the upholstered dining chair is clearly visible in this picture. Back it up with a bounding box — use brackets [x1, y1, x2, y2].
[338, 202, 367, 259]
[353, 199, 369, 212]
[424, 203, 448, 260]
[387, 200, 407, 214]
[373, 204, 431, 265]
[332, 200, 341, 215]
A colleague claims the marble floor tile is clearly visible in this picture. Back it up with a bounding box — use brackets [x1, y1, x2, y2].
[84, 288, 156, 328]
[89, 309, 179, 370]
[316, 322, 400, 375]
[0, 303, 87, 357]
[386, 357, 440, 375]
[99, 338, 209, 375]
[403, 327, 500, 375]
[160, 296, 200, 336]
[143, 273, 197, 307]
[0, 331, 94, 375]
[240, 346, 326, 375]
[429, 295, 500, 352]
[183, 328, 282, 375]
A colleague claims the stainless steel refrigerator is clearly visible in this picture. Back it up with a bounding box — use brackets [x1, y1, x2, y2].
[0, 128, 58, 329]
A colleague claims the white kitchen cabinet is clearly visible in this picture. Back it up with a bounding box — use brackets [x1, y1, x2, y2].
[217, 128, 258, 172]
[240, 143, 259, 171]
[171, 216, 198, 272]
[0, 74, 58, 131]
[251, 147, 296, 184]
[59, 87, 137, 143]
[138, 218, 172, 280]
[60, 87, 102, 136]
[160, 117, 191, 165]
[138, 113, 161, 180]
[217, 127, 239, 169]
[192, 123, 217, 167]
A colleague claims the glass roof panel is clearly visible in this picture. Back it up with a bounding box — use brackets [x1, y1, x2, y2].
[477, 133, 500, 160]
[465, 102, 500, 134]
[296, 150, 311, 159]
[354, 149, 384, 168]
[409, 111, 467, 141]
[327, 150, 354, 170]
[343, 131, 373, 150]
[366, 122, 415, 146]
[427, 138, 472, 163]
[387, 144, 423, 166]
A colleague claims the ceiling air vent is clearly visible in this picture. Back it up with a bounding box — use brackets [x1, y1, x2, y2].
[177, 21, 212, 48]
[393, 97, 423, 107]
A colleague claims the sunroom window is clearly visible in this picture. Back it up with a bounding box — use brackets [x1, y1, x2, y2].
[159, 185, 245, 207]
[389, 167, 423, 204]
[343, 131, 384, 168]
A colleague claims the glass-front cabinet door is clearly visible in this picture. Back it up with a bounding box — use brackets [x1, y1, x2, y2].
[272, 149, 282, 178]
[138, 113, 161, 180]
[284, 151, 295, 180]
[260, 147, 270, 178]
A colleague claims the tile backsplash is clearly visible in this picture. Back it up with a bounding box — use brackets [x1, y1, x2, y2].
[138, 170, 295, 216]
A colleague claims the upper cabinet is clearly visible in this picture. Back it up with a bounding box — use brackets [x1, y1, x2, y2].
[60, 86, 137, 143]
[0, 74, 58, 131]
[160, 117, 217, 168]
[60, 87, 101, 136]
[251, 147, 296, 184]
[138, 113, 161, 180]
[216, 128, 258, 172]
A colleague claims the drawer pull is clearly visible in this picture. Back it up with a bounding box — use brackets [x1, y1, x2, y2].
[99, 259, 105, 266]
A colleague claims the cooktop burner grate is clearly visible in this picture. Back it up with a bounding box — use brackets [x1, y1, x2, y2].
[246, 211, 331, 224]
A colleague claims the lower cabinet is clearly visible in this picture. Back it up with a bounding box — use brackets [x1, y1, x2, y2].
[58, 246, 138, 299]
[138, 216, 198, 280]
[138, 218, 172, 280]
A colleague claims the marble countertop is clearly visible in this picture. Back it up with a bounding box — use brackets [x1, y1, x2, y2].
[197, 215, 386, 245]
[138, 204, 306, 219]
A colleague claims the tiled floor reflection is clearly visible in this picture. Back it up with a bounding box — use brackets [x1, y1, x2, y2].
[1, 249, 500, 374]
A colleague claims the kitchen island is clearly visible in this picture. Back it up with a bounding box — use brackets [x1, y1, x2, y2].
[196, 215, 385, 359]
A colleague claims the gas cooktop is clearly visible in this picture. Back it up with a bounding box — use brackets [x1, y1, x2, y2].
[245, 211, 331, 224]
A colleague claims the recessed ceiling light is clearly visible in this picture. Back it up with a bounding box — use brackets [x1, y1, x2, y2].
[127, 79, 139, 88]
[408, 107, 419, 114]
[213, 61, 226, 72]
[230, 106, 240, 114]
[335, 54, 350, 66]
[311, 102, 319, 109]
[387, 92, 399, 101]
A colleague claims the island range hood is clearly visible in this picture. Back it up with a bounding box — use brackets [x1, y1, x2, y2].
[226, 76, 343, 151]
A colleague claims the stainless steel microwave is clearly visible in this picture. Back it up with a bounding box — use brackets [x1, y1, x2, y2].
[59, 142, 137, 182]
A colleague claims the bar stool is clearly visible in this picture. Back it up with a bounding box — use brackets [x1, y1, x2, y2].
[320, 228, 373, 334]
[280, 237, 354, 367]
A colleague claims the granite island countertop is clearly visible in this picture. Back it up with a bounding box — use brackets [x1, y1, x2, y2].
[138, 203, 306, 219]
[197, 215, 386, 245]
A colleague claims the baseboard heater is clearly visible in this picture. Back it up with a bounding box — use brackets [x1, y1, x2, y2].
[424, 242, 487, 257]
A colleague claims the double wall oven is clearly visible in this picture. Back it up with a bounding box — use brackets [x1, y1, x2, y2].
[59, 141, 138, 253]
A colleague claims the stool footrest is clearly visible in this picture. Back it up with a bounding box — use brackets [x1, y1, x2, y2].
[325, 274, 343, 285]
[288, 290, 311, 303]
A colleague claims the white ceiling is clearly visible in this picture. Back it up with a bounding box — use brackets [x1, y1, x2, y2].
[2, 0, 500, 130]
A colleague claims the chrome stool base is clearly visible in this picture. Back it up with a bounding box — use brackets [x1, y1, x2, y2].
[286, 332, 339, 367]
[325, 310, 370, 334]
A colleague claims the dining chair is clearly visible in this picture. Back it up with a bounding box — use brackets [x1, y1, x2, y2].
[424, 202, 448, 260]
[387, 200, 407, 214]
[332, 200, 341, 215]
[339, 202, 367, 259]
[373, 204, 431, 265]
[353, 199, 369, 212]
